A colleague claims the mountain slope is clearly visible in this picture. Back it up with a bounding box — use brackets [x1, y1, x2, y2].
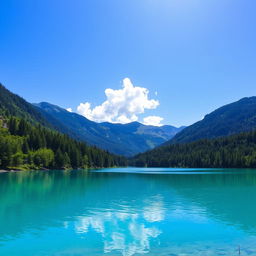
[167, 97, 256, 144]
[35, 102, 184, 156]
[0, 83, 127, 169]
[130, 130, 256, 168]
[0, 84, 50, 126]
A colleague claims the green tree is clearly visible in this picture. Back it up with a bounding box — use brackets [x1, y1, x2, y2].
[11, 152, 25, 167]
[33, 148, 54, 168]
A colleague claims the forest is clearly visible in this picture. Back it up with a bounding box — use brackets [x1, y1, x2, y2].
[2, 83, 256, 170]
[130, 130, 256, 168]
[0, 116, 127, 170]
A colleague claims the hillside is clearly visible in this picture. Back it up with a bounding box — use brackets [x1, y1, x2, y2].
[35, 102, 184, 156]
[0, 84, 50, 127]
[167, 97, 256, 144]
[0, 84, 127, 169]
[131, 130, 256, 168]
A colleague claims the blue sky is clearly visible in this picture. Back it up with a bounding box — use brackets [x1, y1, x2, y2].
[0, 0, 256, 126]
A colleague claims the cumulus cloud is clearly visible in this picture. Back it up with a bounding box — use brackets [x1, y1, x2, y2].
[77, 78, 161, 124]
[66, 108, 72, 112]
[143, 116, 164, 126]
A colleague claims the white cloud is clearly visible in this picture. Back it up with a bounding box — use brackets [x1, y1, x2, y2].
[77, 78, 161, 124]
[143, 116, 164, 126]
[66, 108, 72, 112]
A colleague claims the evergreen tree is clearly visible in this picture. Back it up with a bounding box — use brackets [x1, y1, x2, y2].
[0, 117, 127, 170]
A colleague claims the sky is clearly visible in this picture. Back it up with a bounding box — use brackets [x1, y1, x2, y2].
[0, 0, 256, 127]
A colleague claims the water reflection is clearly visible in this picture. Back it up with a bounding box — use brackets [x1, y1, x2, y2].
[0, 169, 256, 255]
[72, 195, 165, 255]
[143, 195, 165, 222]
[73, 209, 161, 256]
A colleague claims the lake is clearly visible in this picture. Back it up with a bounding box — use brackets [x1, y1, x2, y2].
[0, 168, 256, 255]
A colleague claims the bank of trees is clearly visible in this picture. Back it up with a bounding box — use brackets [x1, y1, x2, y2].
[0, 117, 127, 170]
[131, 130, 256, 168]
[2, 114, 256, 170]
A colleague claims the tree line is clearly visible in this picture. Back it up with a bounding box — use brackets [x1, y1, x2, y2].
[130, 130, 256, 168]
[0, 117, 127, 170]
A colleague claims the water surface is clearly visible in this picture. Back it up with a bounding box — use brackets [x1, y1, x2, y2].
[1, 168, 256, 255]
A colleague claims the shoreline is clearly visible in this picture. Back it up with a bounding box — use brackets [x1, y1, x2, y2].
[0, 167, 101, 173]
[0, 169, 23, 173]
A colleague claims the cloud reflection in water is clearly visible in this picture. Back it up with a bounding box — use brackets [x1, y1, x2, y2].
[72, 197, 165, 256]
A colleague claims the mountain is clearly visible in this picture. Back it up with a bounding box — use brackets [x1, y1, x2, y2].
[167, 97, 256, 145]
[131, 96, 256, 168]
[35, 102, 184, 156]
[0, 84, 50, 127]
[0, 84, 127, 170]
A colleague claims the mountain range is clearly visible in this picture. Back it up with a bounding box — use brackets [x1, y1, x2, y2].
[34, 102, 184, 156]
[0, 84, 127, 170]
[0, 84, 185, 157]
[1, 82, 256, 168]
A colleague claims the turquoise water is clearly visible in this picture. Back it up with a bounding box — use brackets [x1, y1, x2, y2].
[1, 168, 256, 255]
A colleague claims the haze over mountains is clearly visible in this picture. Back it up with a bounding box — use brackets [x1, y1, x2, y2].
[34, 102, 184, 156]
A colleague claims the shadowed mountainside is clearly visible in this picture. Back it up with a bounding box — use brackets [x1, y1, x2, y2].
[35, 102, 184, 156]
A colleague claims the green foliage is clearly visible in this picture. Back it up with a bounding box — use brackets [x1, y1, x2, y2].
[11, 152, 25, 166]
[0, 117, 127, 170]
[131, 130, 256, 168]
[0, 83, 127, 170]
[32, 149, 54, 168]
